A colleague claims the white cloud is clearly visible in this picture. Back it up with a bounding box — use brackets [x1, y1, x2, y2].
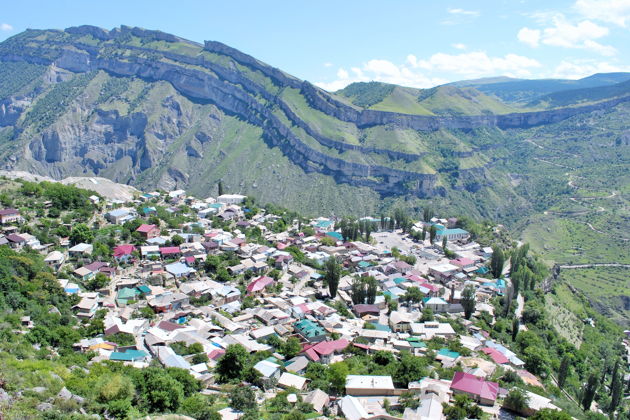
[314, 51, 540, 91]
[447, 8, 480, 17]
[552, 59, 630, 78]
[323, 62, 333, 68]
[412, 51, 541, 77]
[542, 18, 608, 47]
[452, 43, 467, 50]
[518, 16, 616, 56]
[517, 27, 541, 47]
[337, 68, 349, 79]
[575, 0, 630, 26]
[0, 23, 13, 31]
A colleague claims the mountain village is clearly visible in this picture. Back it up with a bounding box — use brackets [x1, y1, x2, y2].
[0, 179, 569, 420]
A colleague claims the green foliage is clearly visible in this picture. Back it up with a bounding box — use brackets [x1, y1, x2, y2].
[338, 81, 395, 108]
[107, 332, 136, 347]
[530, 408, 573, 420]
[442, 394, 483, 420]
[281, 337, 302, 359]
[394, 352, 428, 387]
[505, 388, 530, 412]
[180, 394, 220, 420]
[0, 62, 46, 98]
[216, 344, 255, 383]
[229, 386, 257, 411]
[399, 390, 420, 409]
[23, 72, 96, 132]
[461, 285, 476, 320]
[490, 246, 505, 278]
[96, 75, 131, 105]
[86, 272, 109, 291]
[324, 257, 341, 298]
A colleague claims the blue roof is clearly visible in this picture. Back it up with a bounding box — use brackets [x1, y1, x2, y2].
[315, 220, 333, 228]
[393, 277, 406, 284]
[370, 322, 391, 332]
[137, 285, 151, 294]
[439, 228, 469, 235]
[108, 209, 129, 217]
[437, 348, 460, 359]
[165, 262, 195, 276]
[326, 231, 343, 241]
[358, 261, 371, 268]
[110, 350, 147, 361]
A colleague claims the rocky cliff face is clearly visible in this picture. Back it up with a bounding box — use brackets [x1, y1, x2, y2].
[0, 25, 627, 208]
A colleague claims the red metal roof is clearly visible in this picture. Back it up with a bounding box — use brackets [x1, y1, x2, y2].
[160, 246, 181, 255]
[451, 371, 499, 402]
[136, 224, 157, 233]
[113, 244, 136, 257]
[481, 347, 509, 364]
[246, 276, 274, 293]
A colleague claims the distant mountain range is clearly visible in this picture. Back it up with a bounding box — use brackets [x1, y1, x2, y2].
[449, 72, 630, 104]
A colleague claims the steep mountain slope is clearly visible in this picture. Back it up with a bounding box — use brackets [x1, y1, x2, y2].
[0, 25, 628, 224]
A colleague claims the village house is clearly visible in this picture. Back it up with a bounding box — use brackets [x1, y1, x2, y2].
[136, 224, 160, 239]
[44, 250, 66, 270]
[0, 208, 22, 224]
[105, 208, 136, 224]
[450, 371, 499, 405]
[345, 375, 395, 396]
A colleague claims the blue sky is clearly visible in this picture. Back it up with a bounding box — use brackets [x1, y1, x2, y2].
[2, 0, 630, 90]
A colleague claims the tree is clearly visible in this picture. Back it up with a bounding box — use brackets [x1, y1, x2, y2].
[582, 371, 599, 411]
[442, 235, 447, 250]
[403, 287, 423, 306]
[94, 373, 135, 403]
[399, 391, 420, 409]
[171, 234, 184, 246]
[490, 246, 505, 278]
[423, 207, 434, 222]
[86, 272, 110, 291]
[394, 352, 428, 387]
[328, 362, 349, 394]
[137, 368, 185, 413]
[443, 394, 483, 420]
[229, 386, 257, 411]
[557, 355, 571, 389]
[530, 408, 572, 420]
[461, 285, 476, 320]
[70, 223, 93, 245]
[523, 346, 550, 376]
[181, 394, 221, 420]
[422, 307, 434, 322]
[429, 225, 437, 244]
[609, 360, 623, 413]
[282, 337, 302, 359]
[365, 276, 378, 304]
[218, 181, 224, 196]
[505, 388, 530, 413]
[324, 257, 341, 298]
[350, 277, 366, 304]
[511, 318, 520, 342]
[216, 344, 251, 383]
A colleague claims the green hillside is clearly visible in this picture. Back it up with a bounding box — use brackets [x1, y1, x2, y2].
[336, 81, 520, 115]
